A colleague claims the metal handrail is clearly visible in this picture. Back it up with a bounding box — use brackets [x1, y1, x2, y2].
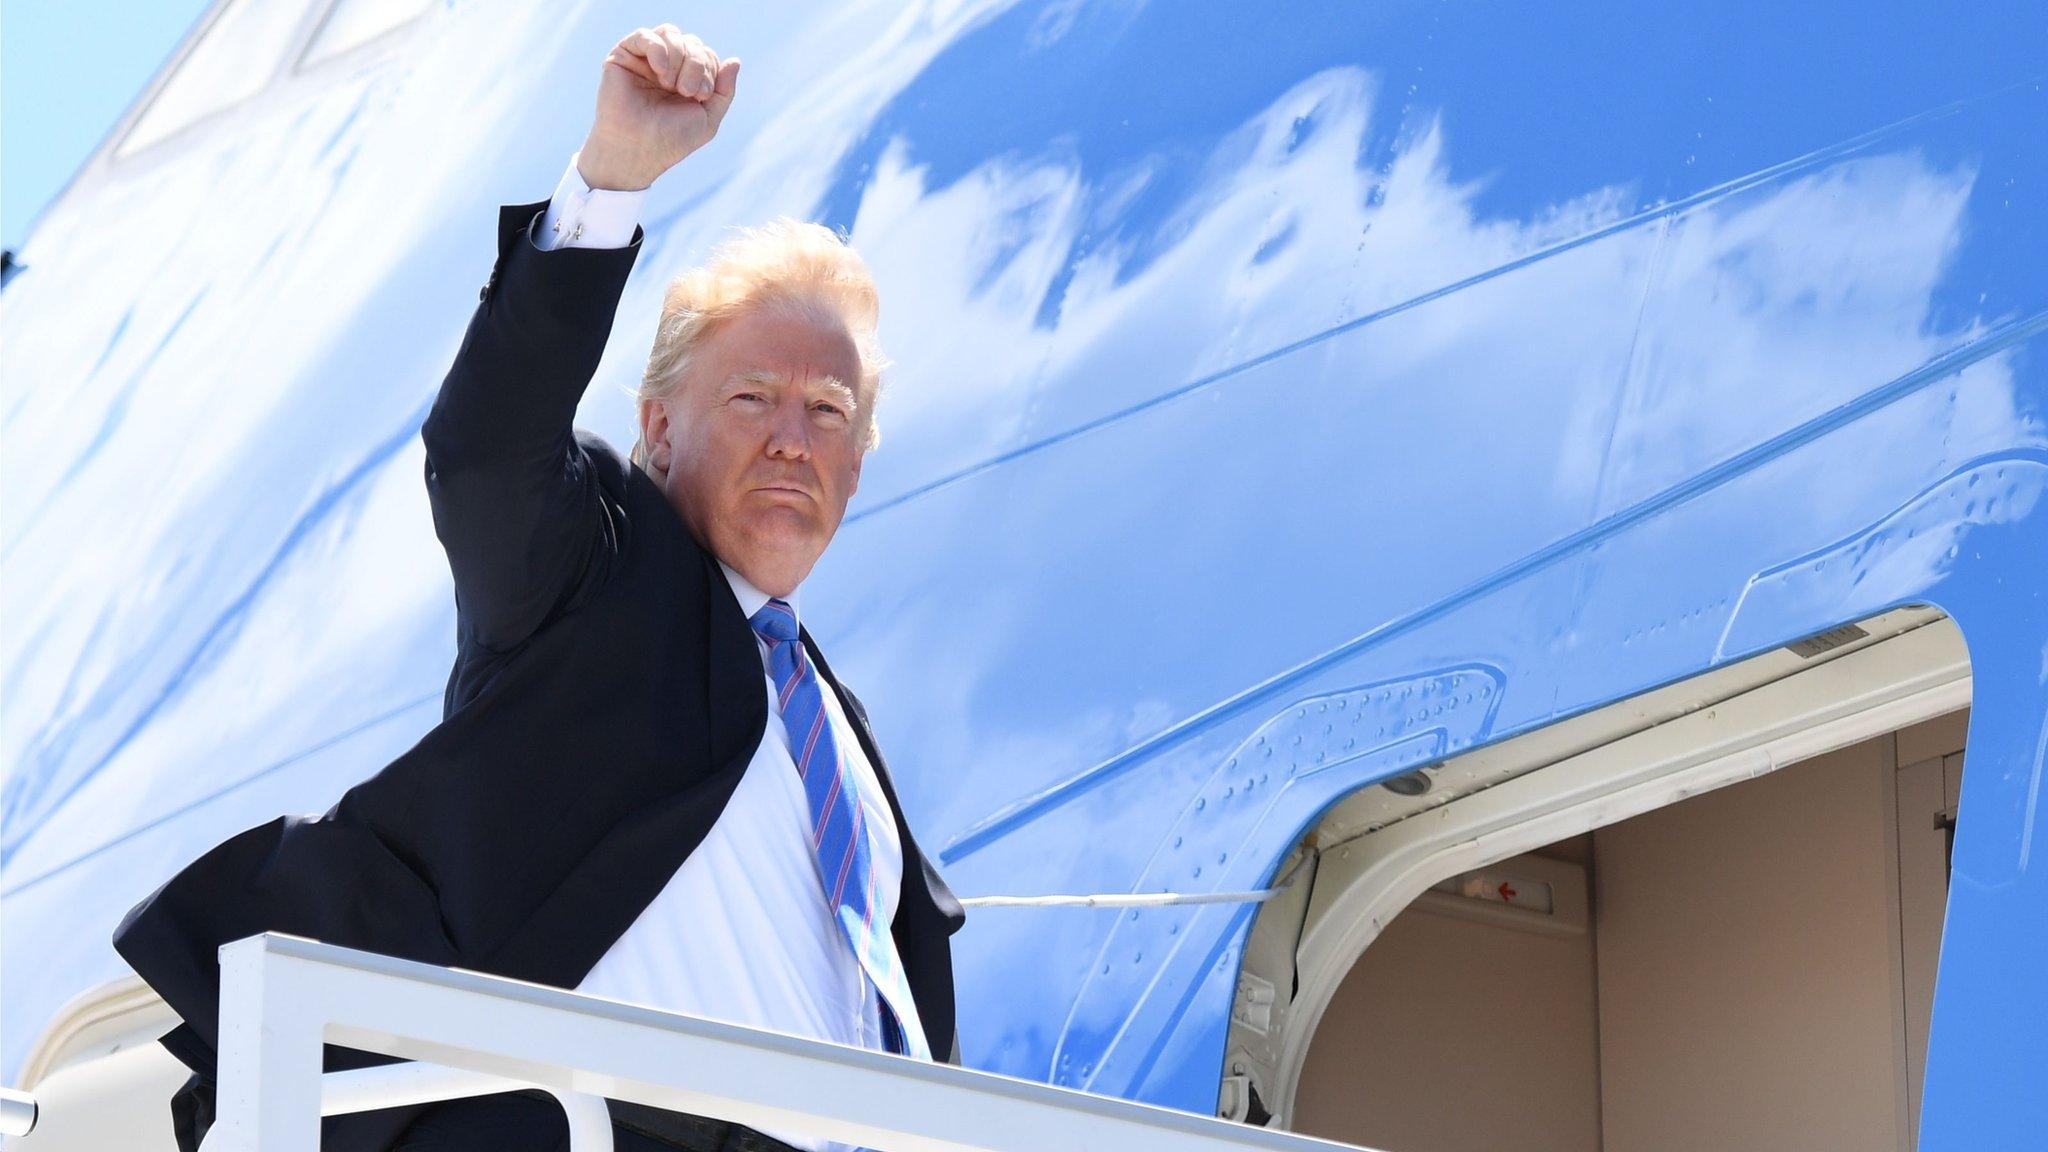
[0, 1085, 36, 1137]
[200, 931, 1374, 1152]
[318, 1063, 613, 1150]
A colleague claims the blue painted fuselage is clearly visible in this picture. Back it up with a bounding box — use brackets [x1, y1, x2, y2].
[2, 3, 2043, 1147]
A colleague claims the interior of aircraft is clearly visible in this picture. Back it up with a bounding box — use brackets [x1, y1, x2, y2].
[1251, 608, 1965, 1152]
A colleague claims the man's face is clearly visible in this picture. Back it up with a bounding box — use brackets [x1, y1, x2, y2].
[638, 304, 867, 598]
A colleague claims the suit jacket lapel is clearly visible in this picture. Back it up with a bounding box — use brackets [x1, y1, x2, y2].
[703, 546, 772, 772]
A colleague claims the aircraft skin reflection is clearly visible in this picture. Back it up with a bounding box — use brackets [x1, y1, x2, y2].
[2, 2, 2045, 1149]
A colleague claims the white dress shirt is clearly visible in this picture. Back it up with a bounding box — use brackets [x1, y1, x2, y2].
[535, 149, 648, 250]
[536, 157, 909, 1152]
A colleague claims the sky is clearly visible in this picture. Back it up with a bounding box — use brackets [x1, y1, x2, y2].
[2, 1, 217, 252]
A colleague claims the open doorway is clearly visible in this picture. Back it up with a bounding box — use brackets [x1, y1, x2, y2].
[1224, 606, 1968, 1152]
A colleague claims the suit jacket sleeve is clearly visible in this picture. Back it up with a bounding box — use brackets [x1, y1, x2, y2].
[111, 199, 643, 1052]
[111, 199, 647, 1152]
[110, 809, 466, 1152]
[419, 199, 644, 654]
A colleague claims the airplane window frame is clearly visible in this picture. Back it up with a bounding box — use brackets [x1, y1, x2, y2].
[293, 0, 440, 74]
[105, 0, 434, 169]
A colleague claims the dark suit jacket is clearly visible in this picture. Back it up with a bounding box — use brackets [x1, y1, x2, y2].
[110, 198, 967, 1152]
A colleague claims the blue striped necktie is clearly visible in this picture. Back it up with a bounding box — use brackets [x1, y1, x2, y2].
[749, 598, 931, 1061]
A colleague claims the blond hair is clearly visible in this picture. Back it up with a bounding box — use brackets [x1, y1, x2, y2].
[631, 217, 890, 466]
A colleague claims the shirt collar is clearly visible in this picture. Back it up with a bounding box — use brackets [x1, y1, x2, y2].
[718, 559, 801, 628]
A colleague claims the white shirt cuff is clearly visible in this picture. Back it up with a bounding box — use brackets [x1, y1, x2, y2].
[534, 151, 645, 251]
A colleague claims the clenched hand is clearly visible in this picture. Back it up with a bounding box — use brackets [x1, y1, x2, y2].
[577, 24, 740, 192]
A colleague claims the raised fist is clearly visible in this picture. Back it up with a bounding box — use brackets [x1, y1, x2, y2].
[577, 25, 740, 192]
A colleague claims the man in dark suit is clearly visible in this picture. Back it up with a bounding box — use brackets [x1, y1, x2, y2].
[111, 23, 965, 1152]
